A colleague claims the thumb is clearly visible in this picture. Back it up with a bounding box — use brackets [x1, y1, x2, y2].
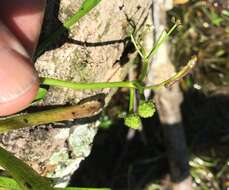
[0, 23, 39, 116]
[0, 1, 46, 116]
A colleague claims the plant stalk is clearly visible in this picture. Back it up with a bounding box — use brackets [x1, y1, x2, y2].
[41, 78, 135, 90]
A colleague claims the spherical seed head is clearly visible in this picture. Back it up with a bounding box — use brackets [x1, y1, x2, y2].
[124, 113, 141, 129]
[138, 101, 156, 118]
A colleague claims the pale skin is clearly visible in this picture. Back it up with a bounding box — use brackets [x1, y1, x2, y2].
[0, 0, 46, 116]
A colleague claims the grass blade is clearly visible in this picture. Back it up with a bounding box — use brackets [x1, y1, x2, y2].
[36, 0, 102, 56]
[0, 147, 54, 190]
[63, 0, 102, 29]
[0, 176, 20, 190]
[0, 177, 110, 190]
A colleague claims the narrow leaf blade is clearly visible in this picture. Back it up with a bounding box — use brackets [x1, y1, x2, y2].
[0, 147, 54, 190]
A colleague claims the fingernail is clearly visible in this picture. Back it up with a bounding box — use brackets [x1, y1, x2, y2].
[0, 48, 39, 116]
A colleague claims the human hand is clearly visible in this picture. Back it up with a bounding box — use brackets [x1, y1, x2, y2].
[0, 1, 46, 116]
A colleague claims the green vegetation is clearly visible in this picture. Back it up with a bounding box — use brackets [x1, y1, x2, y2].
[167, 1, 229, 189]
[137, 101, 155, 118]
[0, 18, 197, 133]
[169, 0, 229, 94]
[124, 113, 141, 129]
[2, 0, 224, 189]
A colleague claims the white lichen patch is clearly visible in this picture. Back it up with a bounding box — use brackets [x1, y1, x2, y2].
[54, 128, 70, 139]
[45, 122, 99, 187]
[68, 122, 99, 158]
[46, 149, 82, 187]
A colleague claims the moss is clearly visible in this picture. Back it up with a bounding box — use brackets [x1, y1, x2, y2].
[71, 50, 91, 81]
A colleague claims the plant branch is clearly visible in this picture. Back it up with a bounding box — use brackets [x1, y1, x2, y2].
[138, 58, 149, 82]
[145, 55, 197, 90]
[146, 21, 179, 60]
[130, 21, 180, 82]
[130, 34, 145, 59]
[41, 78, 135, 90]
[129, 88, 135, 112]
[41, 56, 197, 92]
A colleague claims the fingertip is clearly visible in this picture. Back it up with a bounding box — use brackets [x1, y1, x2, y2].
[0, 81, 39, 116]
[0, 48, 39, 116]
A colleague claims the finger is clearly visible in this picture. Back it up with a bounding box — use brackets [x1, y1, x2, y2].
[0, 0, 46, 55]
[0, 21, 39, 116]
[0, 1, 46, 116]
[0, 48, 39, 116]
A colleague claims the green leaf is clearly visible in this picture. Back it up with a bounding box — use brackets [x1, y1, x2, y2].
[64, 0, 102, 29]
[0, 100, 103, 134]
[0, 176, 111, 190]
[34, 87, 47, 101]
[0, 176, 21, 190]
[0, 146, 54, 190]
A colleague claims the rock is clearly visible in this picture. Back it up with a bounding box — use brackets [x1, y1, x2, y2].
[0, 0, 151, 187]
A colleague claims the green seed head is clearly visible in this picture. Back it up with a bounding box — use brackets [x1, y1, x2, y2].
[124, 113, 141, 129]
[138, 101, 156, 118]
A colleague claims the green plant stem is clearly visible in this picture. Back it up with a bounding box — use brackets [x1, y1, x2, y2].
[0, 56, 196, 134]
[129, 88, 135, 112]
[41, 78, 135, 90]
[130, 33, 148, 82]
[41, 56, 197, 92]
[140, 23, 179, 82]
[138, 58, 149, 82]
[130, 34, 145, 59]
[40, 76, 164, 93]
[146, 22, 179, 60]
[131, 22, 179, 82]
[145, 56, 197, 90]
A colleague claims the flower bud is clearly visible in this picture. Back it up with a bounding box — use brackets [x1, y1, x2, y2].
[138, 101, 156, 118]
[124, 113, 141, 129]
